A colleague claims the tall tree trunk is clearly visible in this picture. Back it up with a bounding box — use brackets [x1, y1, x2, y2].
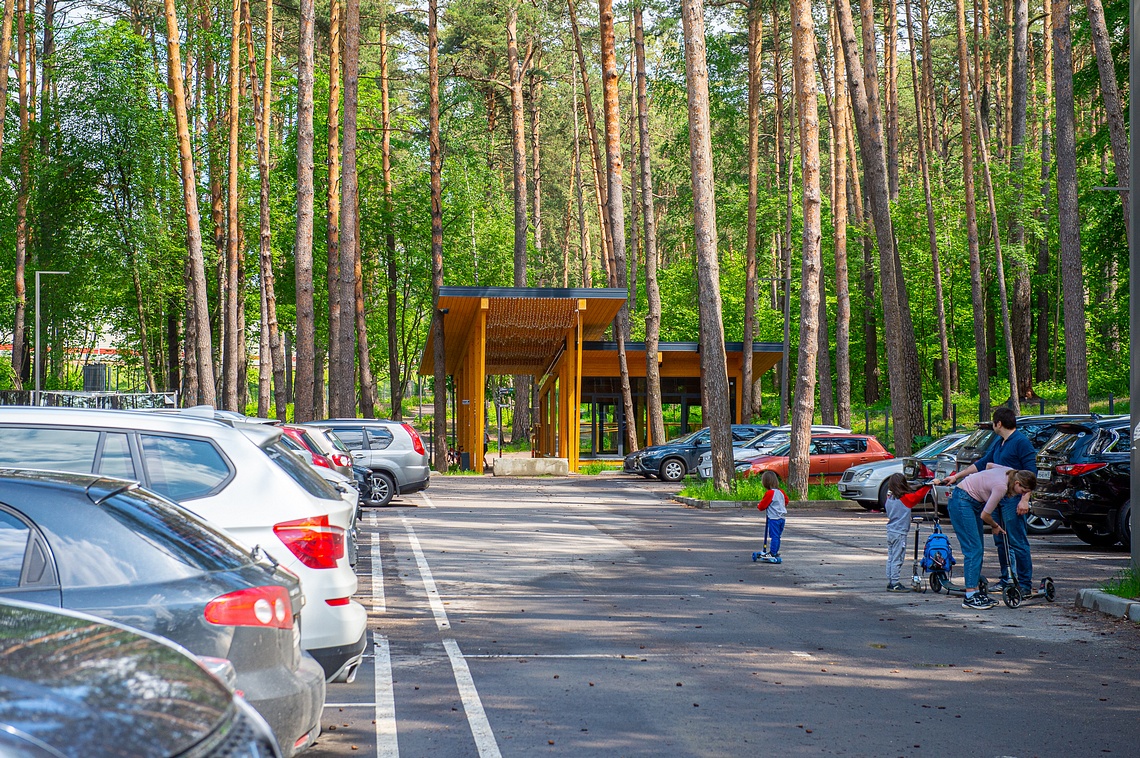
[381, 16, 401, 420]
[830, 8, 851, 429]
[743, 0, 763, 423]
[0, 0, 15, 188]
[835, 0, 919, 455]
[11, 0, 28, 389]
[222, 0, 242, 411]
[788, 0, 822, 498]
[354, 194, 376, 418]
[327, 0, 343, 416]
[529, 45, 544, 289]
[1009, 0, 1033, 401]
[429, 0, 447, 471]
[952, 0, 991, 421]
[599, 0, 637, 453]
[1085, 0, 1130, 248]
[572, 62, 591, 287]
[972, 74, 1021, 415]
[634, 2, 665, 447]
[1035, 0, 1053, 384]
[293, 0, 317, 421]
[883, 0, 899, 201]
[164, 0, 216, 406]
[335, 0, 361, 417]
[920, 0, 938, 158]
[1052, 0, 1089, 412]
[39, 0, 51, 155]
[507, 8, 532, 443]
[680, 0, 733, 490]
[905, 0, 951, 419]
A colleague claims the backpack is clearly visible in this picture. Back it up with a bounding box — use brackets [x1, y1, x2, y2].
[921, 524, 957, 572]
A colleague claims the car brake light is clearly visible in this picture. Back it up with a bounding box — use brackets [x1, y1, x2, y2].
[403, 423, 426, 456]
[313, 454, 332, 469]
[919, 463, 935, 478]
[274, 516, 345, 569]
[325, 597, 351, 606]
[205, 586, 293, 629]
[1055, 462, 1108, 476]
[332, 452, 352, 468]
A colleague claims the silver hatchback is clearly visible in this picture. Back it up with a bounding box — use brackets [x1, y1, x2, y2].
[304, 420, 430, 506]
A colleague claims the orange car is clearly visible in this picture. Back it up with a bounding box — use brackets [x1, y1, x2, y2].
[745, 434, 892, 483]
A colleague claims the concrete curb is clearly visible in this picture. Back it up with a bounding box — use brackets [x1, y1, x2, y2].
[1075, 588, 1140, 621]
[674, 497, 850, 511]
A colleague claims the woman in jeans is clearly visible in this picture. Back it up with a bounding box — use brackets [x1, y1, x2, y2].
[938, 466, 1038, 610]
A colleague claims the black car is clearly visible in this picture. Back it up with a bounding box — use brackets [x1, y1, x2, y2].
[0, 470, 325, 756]
[0, 598, 282, 757]
[622, 424, 770, 482]
[1032, 416, 1131, 547]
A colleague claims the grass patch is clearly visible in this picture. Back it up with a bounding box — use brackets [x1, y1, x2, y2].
[1101, 567, 1140, 600]
[679, 477, 842, 502]
[579, 461, 622, 476]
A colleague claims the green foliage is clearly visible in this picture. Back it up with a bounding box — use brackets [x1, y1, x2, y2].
[1101, 567, 1140, 601]
[679, 476, 841, 502]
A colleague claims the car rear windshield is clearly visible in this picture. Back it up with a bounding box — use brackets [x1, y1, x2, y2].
[1039, 430, 1082, 457]
[959, 428, 994, 453]
[262, 439, 343, 501]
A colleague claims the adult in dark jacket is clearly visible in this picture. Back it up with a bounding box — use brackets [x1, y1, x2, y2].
[943, 407, 1037, 594]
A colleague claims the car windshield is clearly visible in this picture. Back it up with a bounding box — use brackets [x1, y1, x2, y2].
[914, 435, 962, 458]
[262, 439, 343, 500]
[666, 429, 703, 445]
[959, 428, 994, 452]
[768, 442, 791, 456]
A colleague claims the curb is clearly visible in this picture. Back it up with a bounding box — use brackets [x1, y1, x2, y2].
[1075, 588, 1140, 621]
[674, 497, 850, 511]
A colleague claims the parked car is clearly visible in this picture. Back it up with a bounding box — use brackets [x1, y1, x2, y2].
[915, 414, 1098, 531]
[1032, 416, 1131, 547]
[838, 432, 966, 510]
[696, 424, 853, 479]
[0, 598, 283, 757]
[743, 434, 893, 484]
[0, 469, 324, 755]
[0, 407, 368, 683]
[623, 424, 771, 482]
[281, 425, 354, 479]
[305, 419, 430, 506]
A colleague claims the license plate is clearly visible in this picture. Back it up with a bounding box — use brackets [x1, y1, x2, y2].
[1037, 470, 1051, 483]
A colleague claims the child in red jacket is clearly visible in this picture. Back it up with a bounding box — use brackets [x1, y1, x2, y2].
[752, 470, 788, 564]
[884, 473, 932, 591]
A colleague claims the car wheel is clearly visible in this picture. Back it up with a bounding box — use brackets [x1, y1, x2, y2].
[1116, 501, 1131, 547]
[1071, 521, 1119, 547]
[877, 481, 890, 509]
[1024, 513, 1061, 535]
[659, 458, 686, 483]
[368, 472, 395, 506]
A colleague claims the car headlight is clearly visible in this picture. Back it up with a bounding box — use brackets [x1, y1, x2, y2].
[735, 462, 752, 471]
[854, 469, 873, 482]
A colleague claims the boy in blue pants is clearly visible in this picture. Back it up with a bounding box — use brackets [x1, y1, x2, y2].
[752, 470, 787, 564]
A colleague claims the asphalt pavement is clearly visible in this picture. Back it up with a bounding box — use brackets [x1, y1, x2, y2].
[307, 474, 1140, 757]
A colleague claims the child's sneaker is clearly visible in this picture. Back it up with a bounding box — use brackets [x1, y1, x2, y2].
[760, 555, 782, 564]
[886, 582, 908, 592]
[962, 593, 996, 610]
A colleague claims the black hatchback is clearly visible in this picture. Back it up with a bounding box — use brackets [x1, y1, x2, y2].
[1032, 416, 1131, 547]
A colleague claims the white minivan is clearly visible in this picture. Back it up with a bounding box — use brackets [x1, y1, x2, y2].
[0, 407, 368, 682]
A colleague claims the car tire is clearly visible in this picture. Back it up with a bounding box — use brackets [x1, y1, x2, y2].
[1071, 521, 1119, 547]
[1116, 501, 1131, 547]
[1024, 513, 1061, 535]
[368, 471, 396, 506]
[877, 481, 890, 510]
[659, 458, 686, 483]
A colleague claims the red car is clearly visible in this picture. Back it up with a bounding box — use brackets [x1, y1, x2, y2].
[281, 424, 355, 478]
[745, 433, 892, 484]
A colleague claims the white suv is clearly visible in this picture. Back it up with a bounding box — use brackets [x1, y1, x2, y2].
[0, 407, 367, 682]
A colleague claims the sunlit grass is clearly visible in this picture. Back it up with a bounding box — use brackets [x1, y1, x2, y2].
[679, 476, 841, 502]
[1101, 567, 1140, 600]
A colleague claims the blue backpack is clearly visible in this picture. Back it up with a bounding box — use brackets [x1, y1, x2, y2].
[921, 524, 957, 572]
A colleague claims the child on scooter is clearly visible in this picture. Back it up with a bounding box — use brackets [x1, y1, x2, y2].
[884, 474, 932, 592]
[754, 471, 788, 564]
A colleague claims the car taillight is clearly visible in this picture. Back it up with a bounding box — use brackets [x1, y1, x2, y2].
[919, 463, 934, 478]
[403, 423, 426, 456]
[205, 586, 293, 629]
[332, 452, 352, 468]
[274, 516, 345, 569]
[1055, 462, 1108, 476]
[313, 454, 333, 469]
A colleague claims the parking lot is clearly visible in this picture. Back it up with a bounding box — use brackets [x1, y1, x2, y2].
[306, 475, 1140, 756]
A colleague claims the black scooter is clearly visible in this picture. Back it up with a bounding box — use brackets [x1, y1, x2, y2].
[987, 509, 1056, 608]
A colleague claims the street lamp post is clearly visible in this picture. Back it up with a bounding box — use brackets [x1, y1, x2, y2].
[34, 271, 68, 406]
[758, 276, 792, 424]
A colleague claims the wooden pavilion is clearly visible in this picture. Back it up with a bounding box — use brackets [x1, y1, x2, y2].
[418, 286, 784, 472]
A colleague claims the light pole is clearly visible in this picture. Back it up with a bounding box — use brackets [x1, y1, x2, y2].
[758, 276, 792, 424]
[34, 271, 68, 406]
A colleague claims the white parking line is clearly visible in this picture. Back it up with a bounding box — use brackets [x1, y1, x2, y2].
[401, 518, 450, 630]
[444, 639, 502, 758]
[374, 633, 398, 758]
[419, 491, 437, 509]
[371, 514, 386, 614]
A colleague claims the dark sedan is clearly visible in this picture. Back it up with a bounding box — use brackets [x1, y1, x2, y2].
[0, 470, 325, 756]
[0, 598, 282, 757]
[623, 424, 770, 482]
[1033, 416, 1131, 547]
